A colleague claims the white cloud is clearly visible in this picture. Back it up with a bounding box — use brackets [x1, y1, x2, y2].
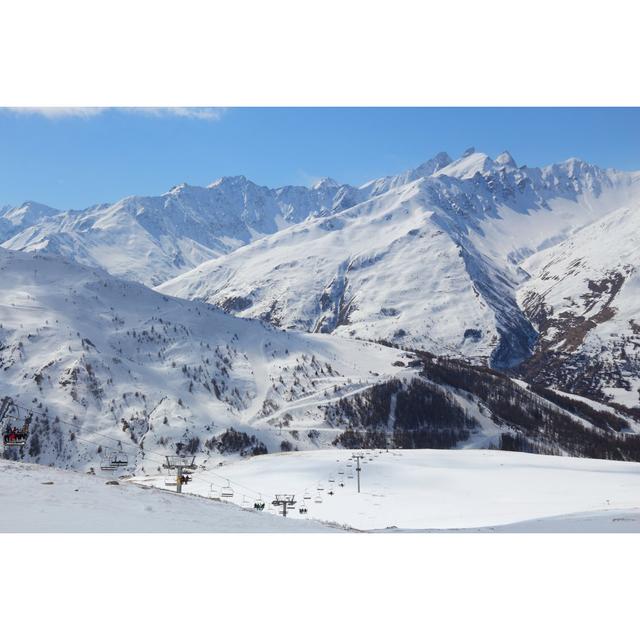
[3, 107, 227, 121]
[5, 107, 108, 119]
[133, 107, 227, 121]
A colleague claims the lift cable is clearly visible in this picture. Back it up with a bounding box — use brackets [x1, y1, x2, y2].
[8, 400, 267, 500]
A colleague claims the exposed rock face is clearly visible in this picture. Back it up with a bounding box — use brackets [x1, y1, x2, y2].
[516, 201, 640, 407]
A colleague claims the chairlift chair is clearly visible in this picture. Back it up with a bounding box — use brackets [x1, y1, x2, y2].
[299, 506, 308, 514]
[314, 494, 323, 504]
[1, 399, 31, 449]
[111, 452, 128, 467]
[100, 450, 117, 471]
[221, 481, 234, 499]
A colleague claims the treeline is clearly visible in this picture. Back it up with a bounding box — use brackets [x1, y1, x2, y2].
[329, 378, 476, 450]
[419, 355, 640, 462]
[204, 428, 268, 457]
[529, 384, 629, 432]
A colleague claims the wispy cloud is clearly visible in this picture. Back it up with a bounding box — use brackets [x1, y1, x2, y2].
[3, 107, 227, 121]
[297, 169, 324, 188]
[6, 107, 108, 119]
[134, 107, 227, 121]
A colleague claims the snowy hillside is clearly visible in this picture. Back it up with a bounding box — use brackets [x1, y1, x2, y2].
[518, 203, 640, 407]
[135, 448, 640, 532]
[0, 459, 335, 532]
[0, 247, 410, 472]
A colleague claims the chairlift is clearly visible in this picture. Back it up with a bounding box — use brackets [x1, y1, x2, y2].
[317, 483, 324, 491]
[221, 481, 234, 499]
[339, 481, 345, 488]
[328, 475, 335, 483]
[111, 452, 129, 467]
[314, 494, 323, 504]
[101, 450, 128, 471]
[303, 489, 311, 501]
[299, 506, 308, 514]
[100, 449, 118, 471]
[1, 398, 31, 449]
[254, 500, 265, 511]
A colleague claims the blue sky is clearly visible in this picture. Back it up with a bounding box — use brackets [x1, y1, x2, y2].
[1, 107, 639, 210]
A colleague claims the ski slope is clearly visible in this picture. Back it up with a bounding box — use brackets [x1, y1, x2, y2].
[136, 449, 640, 532]
[0, 247, 411, 470]
[0, 459, 336, 532]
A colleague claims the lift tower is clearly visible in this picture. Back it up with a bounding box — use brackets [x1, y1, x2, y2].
[163, 455, 197, 493]
[352, 454, 364, 493]
[272, 494, 296, 517]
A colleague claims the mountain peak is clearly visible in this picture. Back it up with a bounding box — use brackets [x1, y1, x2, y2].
[434, 150, 495, 179]
[207, 175, 254, 189]
[165, 182, 191, 195]
[1, 201, 59, 226]
[413, 151, 453, 176]
[312, 177, 340, 190]
[495, 151, 517, 168]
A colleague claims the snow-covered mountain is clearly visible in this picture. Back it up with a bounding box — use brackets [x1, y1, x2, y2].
[3, 149, 640, 415]
[518, 202, 640, 407]
[158, 151, 640, 382]
[0, 201, 60, 239]
[0, 177, 364, 286]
